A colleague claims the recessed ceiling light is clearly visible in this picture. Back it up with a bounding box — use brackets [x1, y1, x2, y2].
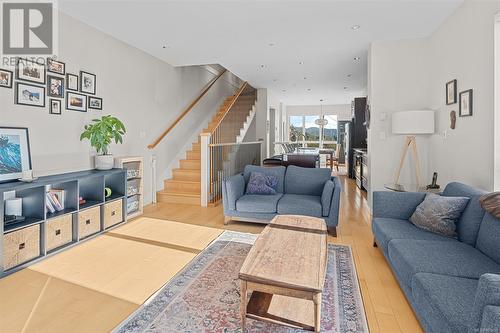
[351, 25, 360, 30]
[268, 42, 276, 46]
[307, 88, 312, 91]
[303, 77, 307, 80]
[320, 99, 324, 102]
[347, 74, 352, 78]
[282, 89, 287, 92]
[272, 79, 278, 82]
[344, 87, 349, 90]
[260, 64, 266, 69]
[162, 45, 169, 49]
[299, 61, 304, 65]
[353, 57, 361, 61]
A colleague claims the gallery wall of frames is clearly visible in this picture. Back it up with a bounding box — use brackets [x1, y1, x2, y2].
[0, 58, 103, 115]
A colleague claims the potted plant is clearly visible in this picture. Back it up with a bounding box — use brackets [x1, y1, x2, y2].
[80, 115, 126, 170]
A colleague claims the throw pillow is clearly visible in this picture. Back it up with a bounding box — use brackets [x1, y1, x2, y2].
[410, 193, 470, 238]
[246, 172, 279, 195]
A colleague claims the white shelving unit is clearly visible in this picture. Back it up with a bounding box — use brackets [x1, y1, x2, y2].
[115, 156, 144, 219]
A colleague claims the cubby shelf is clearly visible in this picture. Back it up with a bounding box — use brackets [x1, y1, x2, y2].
[0, 169, 128, 277]
[114, 157, 144, 220]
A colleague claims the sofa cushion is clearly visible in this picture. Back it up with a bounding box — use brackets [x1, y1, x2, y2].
[372, 218, 454, 254]
[243, 165, 285, 193]
[236, 194, 282, 213]
[411, 273, 477, 333]
[284, 165, 331, 196]
[476, 213, 500, 264]
[409, 193, 469, 238]
[388, 239, 500, 289]
[443, 182, 487, 246]
[277, 194, 322, 217]
[246, 172, 279, 195]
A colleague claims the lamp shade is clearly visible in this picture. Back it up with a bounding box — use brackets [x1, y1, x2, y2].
[392, 110, 435, 135]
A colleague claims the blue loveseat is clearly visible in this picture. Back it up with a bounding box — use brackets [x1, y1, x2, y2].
[372, 182, 500, 333]
[222, 165, 341, 236]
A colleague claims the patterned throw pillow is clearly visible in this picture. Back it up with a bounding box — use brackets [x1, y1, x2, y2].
[246, 172, 279, 195]
[410, 193, 470, 238]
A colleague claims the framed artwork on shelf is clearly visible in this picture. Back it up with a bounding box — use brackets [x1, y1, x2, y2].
[66, 91, 87, 112]
[88, 96, 102, 110]
[0, 127, 32, 183]
[0, 69, 13, 88]
[446, 79, 457, 105]
[80, 70, 96, 95]
[47, 75, 65, 98]
[66, 73, 79, 91]
[15, 82, 45, 107]
[49, 99, 62, 115]
[459, 89, 473, 117]
[47, 58, 66, 75]
[16, 58, 46, 84]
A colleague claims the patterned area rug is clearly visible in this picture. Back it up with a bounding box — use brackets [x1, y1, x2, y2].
[115, 231, 369, 333]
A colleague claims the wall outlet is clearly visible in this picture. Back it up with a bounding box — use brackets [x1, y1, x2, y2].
[443, 130, 448, 139]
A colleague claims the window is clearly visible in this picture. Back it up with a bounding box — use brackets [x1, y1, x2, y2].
[288, 114, 338, 149]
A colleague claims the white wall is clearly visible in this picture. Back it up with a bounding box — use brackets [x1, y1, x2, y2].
[368, 0, 500, 206]
[428, 0, 500, 191]
[286, 104, 351, 120]
[368, 38, 430, 204]
[0, 11, 236, 204]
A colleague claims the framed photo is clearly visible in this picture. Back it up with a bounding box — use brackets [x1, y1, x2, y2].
[459, 89, 473, 117]
[15, 82, 45, 107]
[88, 96, 102, 110]
[0, 127, 32, 183]
[16, 58, 46, 84]
[47, 58, 66, 75]
[0, 69, 13, 88]
[446, 79, 457, 105]
[47, 75, 65, 98]
[80, 71, 96, 95]
[66, 92, 87, 112]
[66, 73, 79, 91]
[49, 99, 62, 115]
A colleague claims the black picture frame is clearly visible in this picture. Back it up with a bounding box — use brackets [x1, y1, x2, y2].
[66, 73, 79, 91]
[88, 96, 103, 110]
[0, 68, 13, 88]
[66, 91, 87, 112]
[16, 58, 46, 84]
[446, 79, 457, 105]
[80, 70, 96, 95]
[47, 75, 65, 98]
[47, 58, 66, 75]
[49, 98, 62, 115]
[0, 126, 32, 183]
[15, 82, 46, 108]
[459, 89, 473, 117]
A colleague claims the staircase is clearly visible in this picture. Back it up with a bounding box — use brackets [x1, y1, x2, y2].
[157, 93, 256, 205]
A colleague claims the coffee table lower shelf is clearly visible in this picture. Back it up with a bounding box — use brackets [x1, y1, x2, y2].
[245, 291, 317, 332]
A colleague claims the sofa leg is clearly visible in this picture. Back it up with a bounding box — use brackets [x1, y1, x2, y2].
[327, 226, 337, 237]
[224, 216, 231, 225]
[373, 239, 378, 247]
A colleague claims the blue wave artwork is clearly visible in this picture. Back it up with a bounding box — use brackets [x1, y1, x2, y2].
[0, 135, 22, 174]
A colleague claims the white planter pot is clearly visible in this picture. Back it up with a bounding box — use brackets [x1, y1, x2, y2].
[95, 154, 114, 170]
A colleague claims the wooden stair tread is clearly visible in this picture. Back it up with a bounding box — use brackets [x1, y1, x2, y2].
[157, 191, 200, 197]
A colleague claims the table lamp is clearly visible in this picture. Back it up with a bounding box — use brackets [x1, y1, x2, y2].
[392, 110, 434, 187]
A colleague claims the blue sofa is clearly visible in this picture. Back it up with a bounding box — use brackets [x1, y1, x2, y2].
[372, 182, 500, 333]
[222, 165, 341, 236]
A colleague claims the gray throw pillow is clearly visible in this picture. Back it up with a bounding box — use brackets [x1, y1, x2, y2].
[246, 172, 279, 195]
[410, 193, 470, 238]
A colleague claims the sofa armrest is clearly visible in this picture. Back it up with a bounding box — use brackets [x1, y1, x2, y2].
[479, 305, 500, 333]
[469, 273, 500, 332]
[373, 191, 426, 220]
[325, 177, 342, 227]
[321, 180, 335, 216]
[222, 173, 245, 211]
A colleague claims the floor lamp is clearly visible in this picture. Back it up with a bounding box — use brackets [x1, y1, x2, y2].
[392, 110, 435, 187]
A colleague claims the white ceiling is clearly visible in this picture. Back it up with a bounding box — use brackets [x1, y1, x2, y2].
[59, 0, 463, 105]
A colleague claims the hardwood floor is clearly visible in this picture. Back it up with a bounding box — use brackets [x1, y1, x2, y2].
[143, 176, 424, 333]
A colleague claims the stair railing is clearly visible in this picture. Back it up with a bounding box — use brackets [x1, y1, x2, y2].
[200, 82, 259, 206]
[147, 69, 227, 150]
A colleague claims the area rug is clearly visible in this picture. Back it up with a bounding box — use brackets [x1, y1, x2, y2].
[115, 231, 369, 333]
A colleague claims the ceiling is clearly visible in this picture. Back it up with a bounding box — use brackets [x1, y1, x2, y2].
[59, 0, 463, 105]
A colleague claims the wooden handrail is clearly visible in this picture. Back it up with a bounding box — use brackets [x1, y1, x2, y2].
[206, 81, 249, 135]
[148, 69, 227, 149]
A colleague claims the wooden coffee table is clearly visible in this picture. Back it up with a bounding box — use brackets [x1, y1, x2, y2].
[239, 215, 328, 332]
